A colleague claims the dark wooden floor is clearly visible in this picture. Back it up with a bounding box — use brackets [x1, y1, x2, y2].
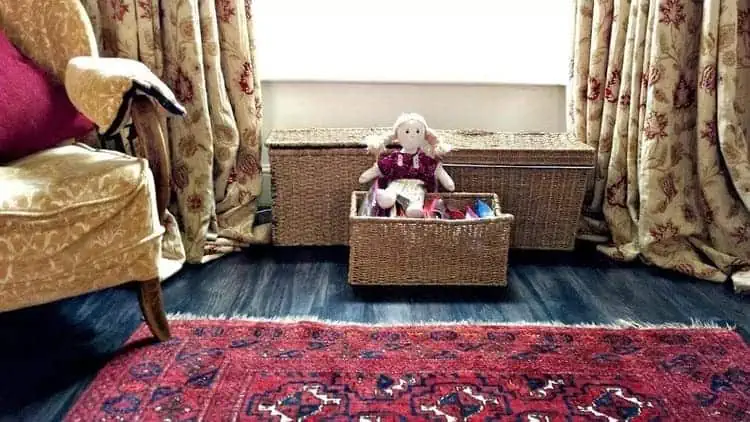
[1, 244, 748, 421]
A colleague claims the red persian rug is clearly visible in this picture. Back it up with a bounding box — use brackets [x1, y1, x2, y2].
[65, 319, 750, 421]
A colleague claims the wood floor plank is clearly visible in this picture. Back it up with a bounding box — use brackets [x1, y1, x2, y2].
[0, 245, 748, 421]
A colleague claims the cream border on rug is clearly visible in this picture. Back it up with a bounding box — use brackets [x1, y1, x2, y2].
[166, 313, 735, 331]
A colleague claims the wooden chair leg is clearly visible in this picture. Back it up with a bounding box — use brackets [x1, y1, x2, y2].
[138, 278, 171, 341]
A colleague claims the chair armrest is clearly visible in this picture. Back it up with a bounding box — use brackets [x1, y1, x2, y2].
[64, 56, 185, 136]
[131, 97, 171, 223]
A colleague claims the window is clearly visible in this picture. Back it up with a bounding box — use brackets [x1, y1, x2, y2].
[253, 0, 573, 85]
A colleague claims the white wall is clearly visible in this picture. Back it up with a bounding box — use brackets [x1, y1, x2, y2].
[252, 0, 573, 204]
[253, 0, 572, 86]
[258, 81, 566, 205]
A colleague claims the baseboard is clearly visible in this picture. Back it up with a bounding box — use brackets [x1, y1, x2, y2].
[260, 164, 272, 207]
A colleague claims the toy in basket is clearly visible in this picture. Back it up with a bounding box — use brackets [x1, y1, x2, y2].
[351, 113, 514, 285]
[358, 113, 455, 218]
[348, 191, 515, 286]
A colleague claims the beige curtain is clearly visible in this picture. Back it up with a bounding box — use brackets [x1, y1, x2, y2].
[569, 0, 750, 292]
[79, 0, 269, 265]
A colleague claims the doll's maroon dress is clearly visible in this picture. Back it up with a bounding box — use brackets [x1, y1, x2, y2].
[377, 149, 439, 192]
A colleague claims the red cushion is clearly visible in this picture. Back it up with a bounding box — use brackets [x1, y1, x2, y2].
[0, 30, 94, 163]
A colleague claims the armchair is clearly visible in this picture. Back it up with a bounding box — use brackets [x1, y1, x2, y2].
[0, 0, 185, 340]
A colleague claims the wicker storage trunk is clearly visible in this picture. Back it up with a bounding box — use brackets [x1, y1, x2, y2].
[348, 192, 513, 286]
[267, 128, 595, 250]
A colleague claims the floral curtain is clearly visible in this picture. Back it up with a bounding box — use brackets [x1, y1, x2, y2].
[79, 0, 269, 266]
[569, 0, 750, 292]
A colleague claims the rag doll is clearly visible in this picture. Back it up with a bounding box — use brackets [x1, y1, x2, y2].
[359, 113, 455, 217]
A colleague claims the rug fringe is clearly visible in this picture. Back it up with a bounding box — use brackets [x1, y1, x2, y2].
[166, 313, 735, 331]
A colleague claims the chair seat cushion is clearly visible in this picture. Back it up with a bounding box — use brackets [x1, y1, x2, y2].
[0, 144, 163, 311]
[0, 29, 94, 163]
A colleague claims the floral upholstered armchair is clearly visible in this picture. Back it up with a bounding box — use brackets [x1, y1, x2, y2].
[0, 0, 186, 340]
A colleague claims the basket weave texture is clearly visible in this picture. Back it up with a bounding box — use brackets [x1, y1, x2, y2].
[266, 128, 594, 166]
[348, 192, 513, 286]
[268, 128, 595, 249]
[269, 148, 372, 246]
[445, 165, 590, 249]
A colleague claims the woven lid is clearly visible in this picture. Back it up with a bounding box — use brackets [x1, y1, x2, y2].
[266, 128, 595, 166]
[266, 128, 386, 148]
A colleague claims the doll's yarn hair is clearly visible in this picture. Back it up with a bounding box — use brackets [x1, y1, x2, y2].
[365, 113, 451, 158]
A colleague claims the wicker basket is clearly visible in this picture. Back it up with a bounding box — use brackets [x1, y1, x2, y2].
[269, 147, 373, 246]
[268, 128, 595, 249]
[348, 192, 514, 286]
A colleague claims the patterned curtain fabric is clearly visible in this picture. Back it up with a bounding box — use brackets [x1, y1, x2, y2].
[569, 0, 750, 292]
[79, 0, 269, 264]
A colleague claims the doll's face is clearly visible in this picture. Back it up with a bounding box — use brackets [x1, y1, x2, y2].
[395, 119, 427, 150]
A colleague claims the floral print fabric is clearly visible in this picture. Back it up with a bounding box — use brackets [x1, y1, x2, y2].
[65, 56, 185, 135]
[0, 0, 97, 83]
[569, 0, 750, 292]
[0, 145, 163, 311]
[81, 0, 267, 263]
[1, 0, 185, 312]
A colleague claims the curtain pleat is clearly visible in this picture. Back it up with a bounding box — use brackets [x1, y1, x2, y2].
[82, 0, 268, 265]
[570, 0, 750, 291]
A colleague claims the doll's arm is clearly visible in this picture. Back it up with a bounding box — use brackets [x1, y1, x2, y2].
[359, 163, 383, 184]
[436, 163, 455, 192]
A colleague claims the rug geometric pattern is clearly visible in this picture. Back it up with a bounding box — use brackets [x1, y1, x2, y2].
[64, 320, 750, 421]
